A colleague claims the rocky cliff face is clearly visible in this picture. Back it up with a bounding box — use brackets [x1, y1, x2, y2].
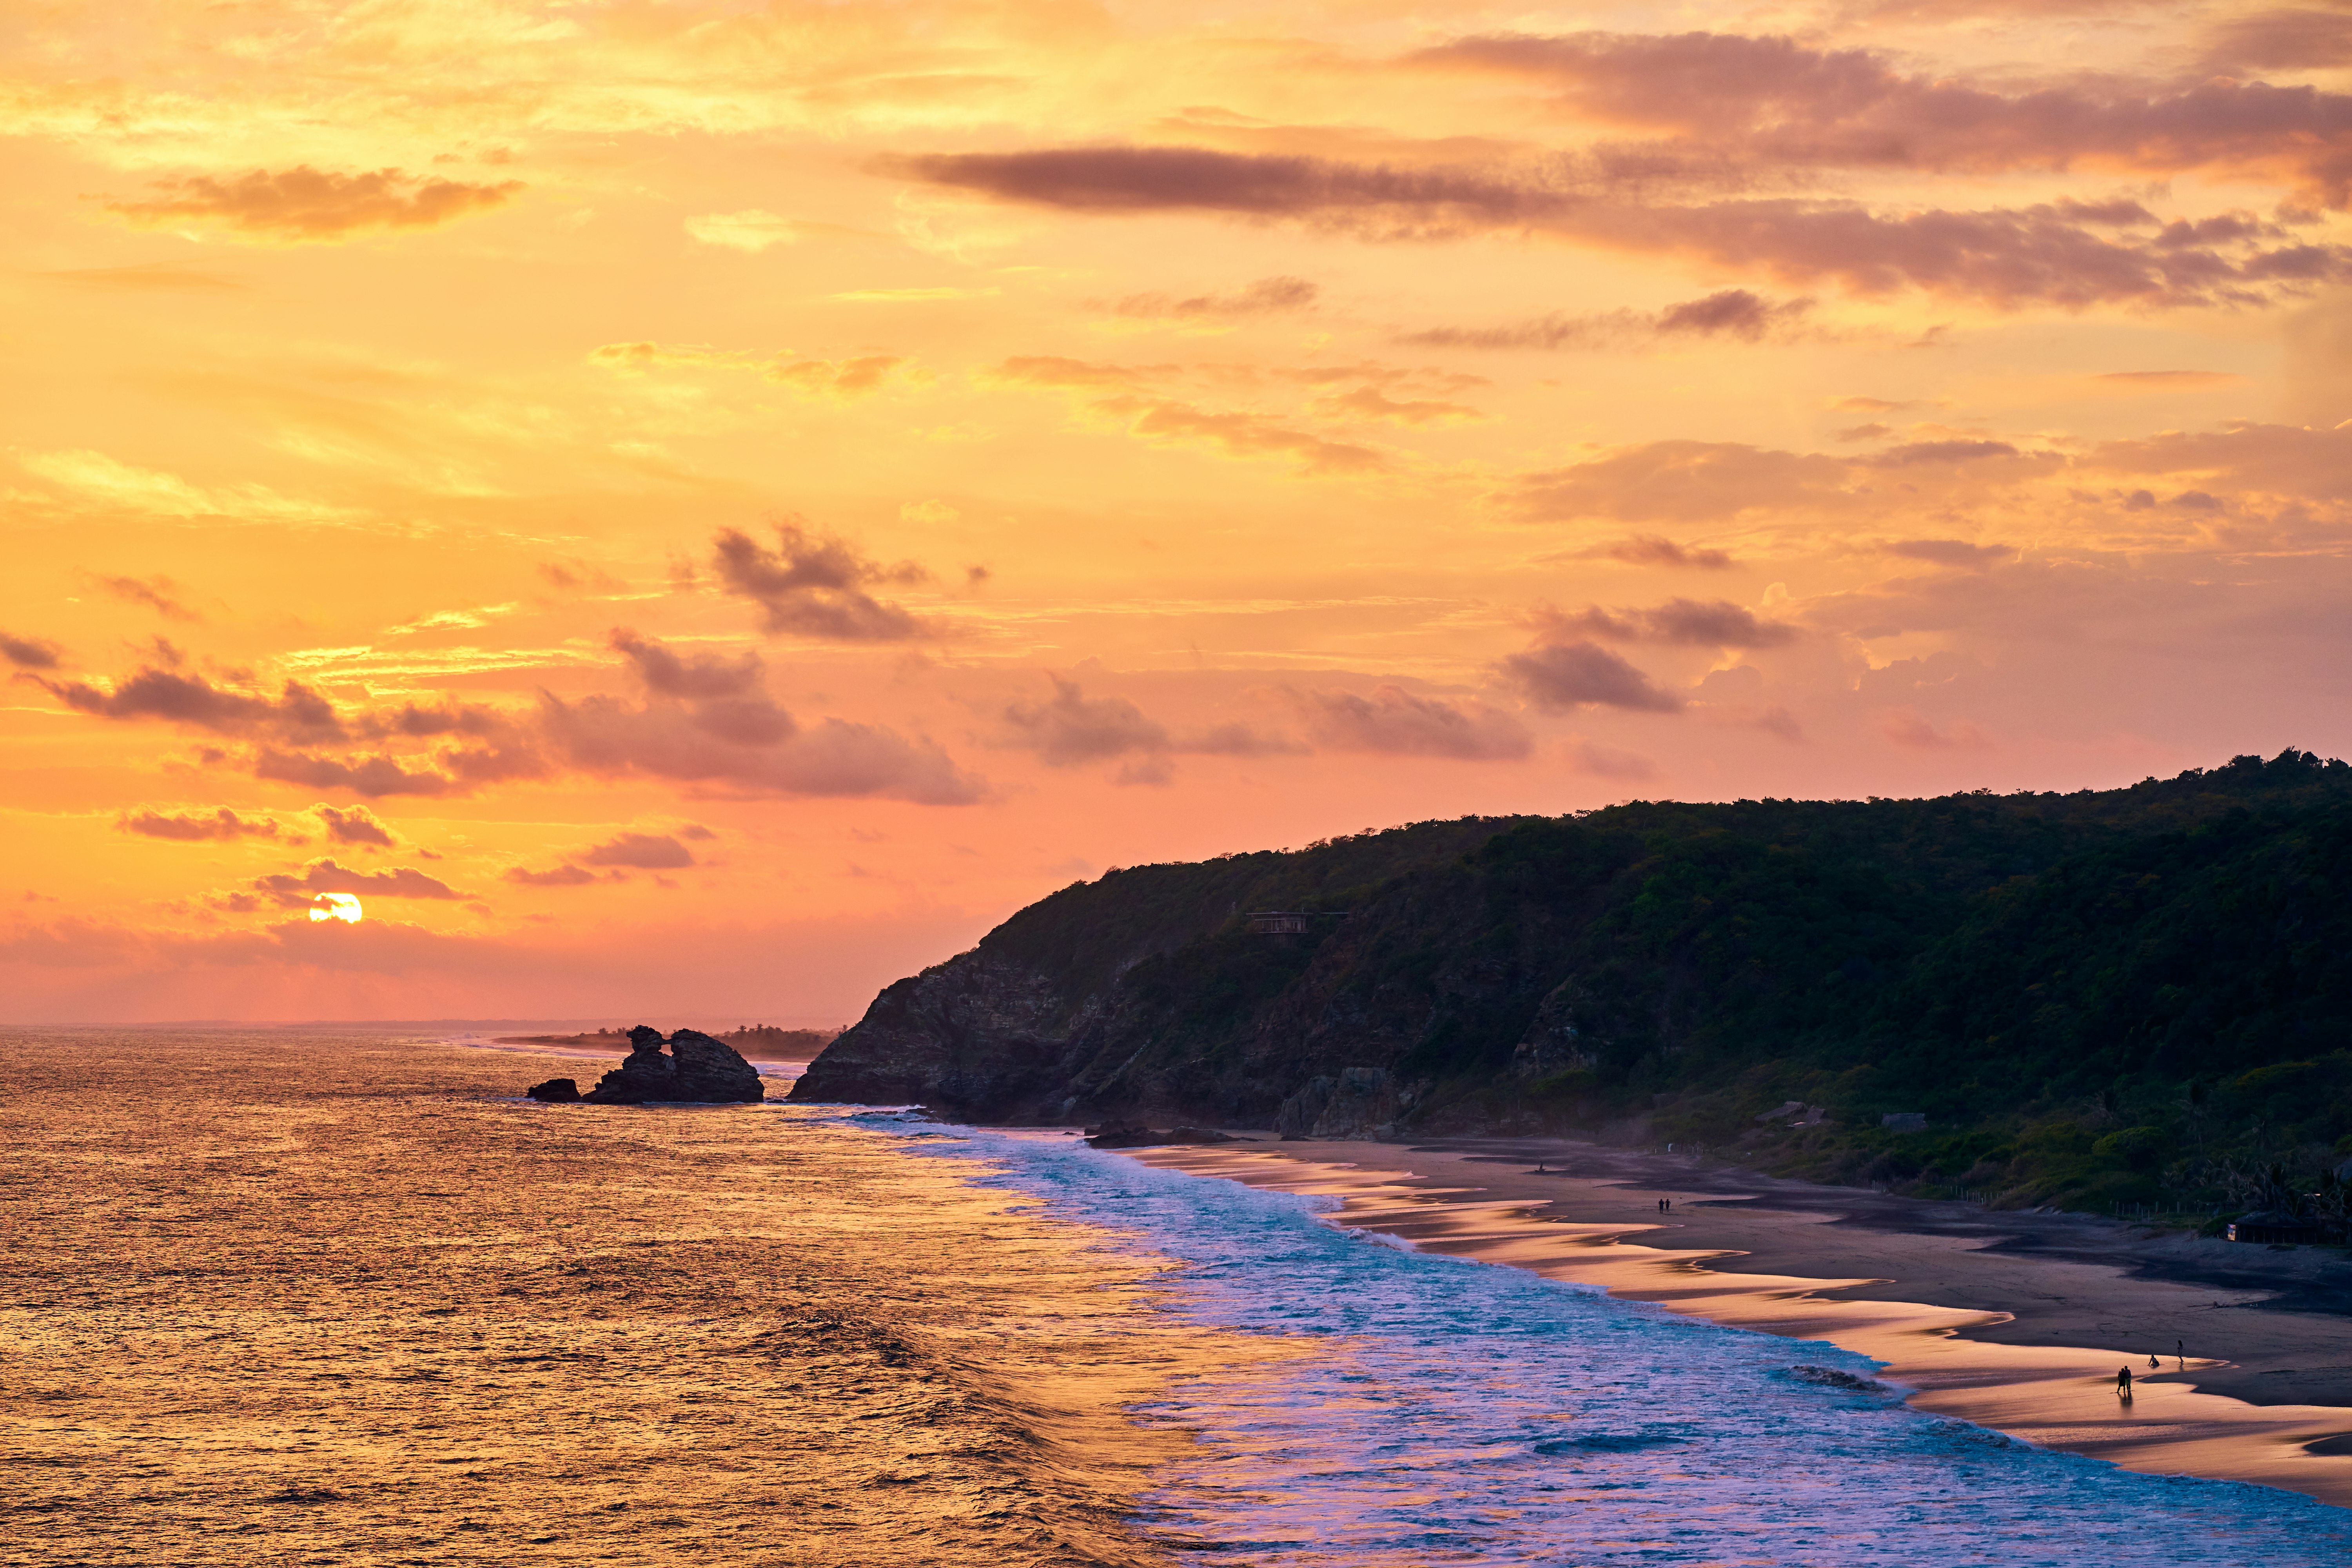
[787, 818, 1547, 1134]
[791, 756, 2352, 1144]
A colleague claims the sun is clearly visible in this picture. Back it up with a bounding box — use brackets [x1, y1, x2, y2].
[309, 893, 363, 924]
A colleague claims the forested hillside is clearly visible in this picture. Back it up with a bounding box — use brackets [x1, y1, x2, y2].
[793, 750, 2352, 1214]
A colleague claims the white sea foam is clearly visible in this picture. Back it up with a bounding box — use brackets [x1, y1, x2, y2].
[855, 1119, 2352, 1566]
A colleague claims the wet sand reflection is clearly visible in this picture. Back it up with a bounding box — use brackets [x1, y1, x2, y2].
[1132, 1147, 2352, 1510]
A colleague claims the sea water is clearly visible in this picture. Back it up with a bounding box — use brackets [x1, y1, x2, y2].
[837, 1111, 2352, 1567]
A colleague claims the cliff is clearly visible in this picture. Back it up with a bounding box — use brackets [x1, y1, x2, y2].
[791, 751, 2352, 1212]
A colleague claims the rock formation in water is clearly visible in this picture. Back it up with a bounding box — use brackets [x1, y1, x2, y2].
[526, 1026, 765, 1104]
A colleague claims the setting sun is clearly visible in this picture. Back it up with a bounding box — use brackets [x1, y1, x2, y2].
[308, 893, 362, 925]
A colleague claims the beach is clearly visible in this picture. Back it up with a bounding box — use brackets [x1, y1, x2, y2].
[1126, 1136, 2352, 1509]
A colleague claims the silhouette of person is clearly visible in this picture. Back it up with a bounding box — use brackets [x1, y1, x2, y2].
[2177, 1339, 2186, 1370]
[2147, 1353, 2159, 1370]
[1664, 1198, 1672, 1212]
[2116, 1365, 2134, 1398]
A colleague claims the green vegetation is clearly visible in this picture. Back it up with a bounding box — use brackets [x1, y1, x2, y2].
[963, 750, 2352, 1217]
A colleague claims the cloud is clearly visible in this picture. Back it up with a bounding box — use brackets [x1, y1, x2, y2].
[1572, 535, 1734, 570]
[684, 209, 808, 251]
[710, 523, 930, 641]
[504, 863, 600, 887]
[1886, 538, 2015, 568]
[1403, 290, 1812, 350]
[892, 145, 2346, 308]
[314, 804, 396, 848]
[1494, 637, 1682, 713]
[1506, 441, 1851, 524]
[1866, 439, 2021, 466]
[579, 831, 695, 869]
[538, 692, 983, 804]
[252, 858, 462, 902]
[1549, 598, 1797, 646]
[995, 678, 1303, 773]
[0, 631, 64, 669]
[118, 807, 289, 843]
[91, 573, 200, 622]
[20, 450, 344, 523]
[107, 166, 522, 241]
[1106, 276, 1319, 319]
[2092, 369, 2245, 389]
[40, 667, 344, 743]
[999, 677, 1169, 765]
[1413, 30, 2352, 208]
[1880, 709, 1993, 750]
[609, 628, 767, 702]
[590, 342, 911, 398]
[253, 750, 469, 797]
[1096, 396, 1386, 474]
[768, 356, 909, 398]
[1290, 685, 1532, 759]
[1565, 740, 1656, 780]
[1309, 386, 1483, 425]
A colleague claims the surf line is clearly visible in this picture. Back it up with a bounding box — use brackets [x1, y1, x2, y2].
[1122, 1144, 2352, 1511]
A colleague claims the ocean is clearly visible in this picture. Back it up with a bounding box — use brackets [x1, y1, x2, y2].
[6, 1028, 2346, 1566]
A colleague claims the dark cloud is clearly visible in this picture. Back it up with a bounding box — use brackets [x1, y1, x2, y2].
[1866, 439, 2021, 466]
[1291, 685, 1532, 759]
[579, 832, 695, 870]
[1552, 599, 1798, 647]
[91, 573, 200, 622]
[1886, 539, 2015, 568]
[1416, 30, 2352, 208]
[539, 692, 983, 804]
[2203, 8, 2352, 71]
[710, 523, 929, 641]
[997, 679, 1303, 771]
[1406, 290, 1812, 350]
[0, 631, 64, 668]
[895, 144, 2346, 307]
[999, 678, 1169, 765]
[253, 750, 464, 797]
[118, 807, 288, 842]
[1107, 275, 1319, 319]
[314, 804, 396, 848]
[47, 634, 978, 807]
[108, 166, 523, 240]
[41, 667, 343, 742]
[503, 864, 599, 887]
[1495, 638, 1683, 713]
[252, 858, 461, 902]
[676, 823, 718, 840]
[1578, 535, 1735, 570]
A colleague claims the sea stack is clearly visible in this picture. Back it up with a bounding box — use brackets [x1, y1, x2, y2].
[541, 1025, 765, 1105]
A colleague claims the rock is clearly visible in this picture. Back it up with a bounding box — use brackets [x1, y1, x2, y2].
[526, 1078, 582, 1103]
[666, 1028, 765, 1102]
[575, 1025, 765, 1105]
[1085, 1125, 1234, 1149]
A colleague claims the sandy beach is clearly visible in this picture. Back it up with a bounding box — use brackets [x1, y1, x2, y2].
[1126, 1135, 2352, 1510]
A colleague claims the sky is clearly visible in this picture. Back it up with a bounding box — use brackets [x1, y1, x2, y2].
[5, 0, 2352, 1022]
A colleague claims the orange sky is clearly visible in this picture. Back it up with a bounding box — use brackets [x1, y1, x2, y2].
[6, 0, 2352, 1021]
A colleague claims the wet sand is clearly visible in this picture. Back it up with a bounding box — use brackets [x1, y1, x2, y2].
[1125, 1137, 2352, 1510]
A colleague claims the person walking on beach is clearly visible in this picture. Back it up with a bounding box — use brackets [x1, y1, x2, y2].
[2116, 1365, 2134, 1399]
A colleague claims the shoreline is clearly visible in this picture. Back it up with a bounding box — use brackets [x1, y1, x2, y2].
[1122, 1135, 2352, 1509]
